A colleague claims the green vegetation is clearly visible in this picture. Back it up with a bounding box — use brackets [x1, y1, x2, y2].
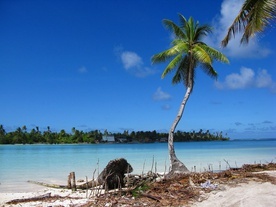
[0, 124, 229, 144]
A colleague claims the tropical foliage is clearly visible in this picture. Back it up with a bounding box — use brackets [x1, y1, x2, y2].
[152, 15, 229, 173]
[0, 124, 229, 144]
[222, 0, 276, 46]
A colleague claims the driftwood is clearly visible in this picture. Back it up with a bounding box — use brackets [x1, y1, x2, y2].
[7, 193, 54, 204]
[27, 180, 67, 189]
[28, 179, 99, 190]
[76, 180, 98, 189]
[29, 170, 99, 190]
[68, 172, 76, 191]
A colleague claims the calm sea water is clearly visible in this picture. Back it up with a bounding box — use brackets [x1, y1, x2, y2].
[0, 140, 275, 193]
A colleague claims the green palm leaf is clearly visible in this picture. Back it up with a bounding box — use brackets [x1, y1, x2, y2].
[192, 44, 212, 65]
[222, 0, 276, 46]
[163, 19, 186, 39]
[161, 54, 182, 78]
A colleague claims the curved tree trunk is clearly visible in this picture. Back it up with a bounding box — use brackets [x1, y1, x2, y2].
[168, 86, 192, 174]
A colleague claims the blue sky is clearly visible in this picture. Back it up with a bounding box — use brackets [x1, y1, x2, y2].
[1, 0, 275, 139]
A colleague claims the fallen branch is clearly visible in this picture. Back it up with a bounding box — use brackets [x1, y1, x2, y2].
[27, 180, 67, 189]
[28, 180, 99, 190]
[6, 193, 59, 204]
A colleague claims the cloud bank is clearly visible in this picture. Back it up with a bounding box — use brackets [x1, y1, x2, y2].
[215, 67, 276, 93]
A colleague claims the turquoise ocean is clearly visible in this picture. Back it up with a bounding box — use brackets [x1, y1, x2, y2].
[0, 140, 276, 193]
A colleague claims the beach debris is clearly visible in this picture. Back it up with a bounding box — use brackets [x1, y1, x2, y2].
[5, 163, 276, 207]
[97, 158, 133, 190]
[5, 192, 89, 206]
[68, 171, 77, 191]
[6, 193, 52, 204]
[27, 180, 67, 189]
[200, 180, 217, 189]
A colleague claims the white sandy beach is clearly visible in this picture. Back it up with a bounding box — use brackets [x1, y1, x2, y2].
[1, 171, 275, 207]
[0, 188, 92, 207]
[192, 181, 276, 207]
[191, 171, 276, 207]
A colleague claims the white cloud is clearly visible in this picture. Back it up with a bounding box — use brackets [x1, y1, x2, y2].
[215, 67, 276, 93]
[121, 51, 143, 69]
[206, 0, 271, 58]
[119, 50, 157, 77]
[224, 67, 254, 89]
[153, 87, 171, 101]
[219, 0, 243, 29]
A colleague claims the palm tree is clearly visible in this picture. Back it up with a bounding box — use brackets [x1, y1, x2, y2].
[0, 125, 5, 136]
[152, 15, 229, 174]
[222, 0, 276, 47]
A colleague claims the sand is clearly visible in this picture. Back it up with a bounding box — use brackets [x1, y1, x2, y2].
[191, 181, 276, 207]
[1, 171, 275, 207]
[0, 188, 92, 207]
[191, 171, 276, 207]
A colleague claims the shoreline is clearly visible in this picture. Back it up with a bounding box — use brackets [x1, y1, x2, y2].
[1, 168, 276, 207]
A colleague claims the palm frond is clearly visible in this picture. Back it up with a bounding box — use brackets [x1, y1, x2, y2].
[161, 54, 182, 78]
[194, 25, 212, 41]
[179, 56, 195, 90]
[192, 44, 212, 65]
[163, 19, 186, 39]
[172, 69, 182, 84]
[151, 45, 180, 64]
[185, 17, 194, 41]
[171, 40, 189, 54]
[241, 0, 276, 44]
[200, 44, 230, 64]
[200, 63, 218, 80]
[169, 55, 195, 90]
[222, 0, 276, 47]
[178, 14, 188, 29]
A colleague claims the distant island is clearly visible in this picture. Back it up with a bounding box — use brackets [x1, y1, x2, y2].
[0, 125, 229, 144]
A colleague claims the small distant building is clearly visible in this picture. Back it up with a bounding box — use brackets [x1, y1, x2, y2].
[102, 135, 115, 143]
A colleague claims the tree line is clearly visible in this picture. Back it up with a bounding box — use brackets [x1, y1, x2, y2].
[0, 124, 229, 144]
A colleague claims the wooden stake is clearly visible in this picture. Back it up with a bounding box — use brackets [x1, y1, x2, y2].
[67, 173, 72, 189]
[72, 172, 76, 191]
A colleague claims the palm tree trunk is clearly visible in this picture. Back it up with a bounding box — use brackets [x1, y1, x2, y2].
[168, 85, 192, 173]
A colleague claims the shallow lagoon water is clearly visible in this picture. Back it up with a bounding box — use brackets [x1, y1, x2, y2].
[0, 140, 275, 192]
